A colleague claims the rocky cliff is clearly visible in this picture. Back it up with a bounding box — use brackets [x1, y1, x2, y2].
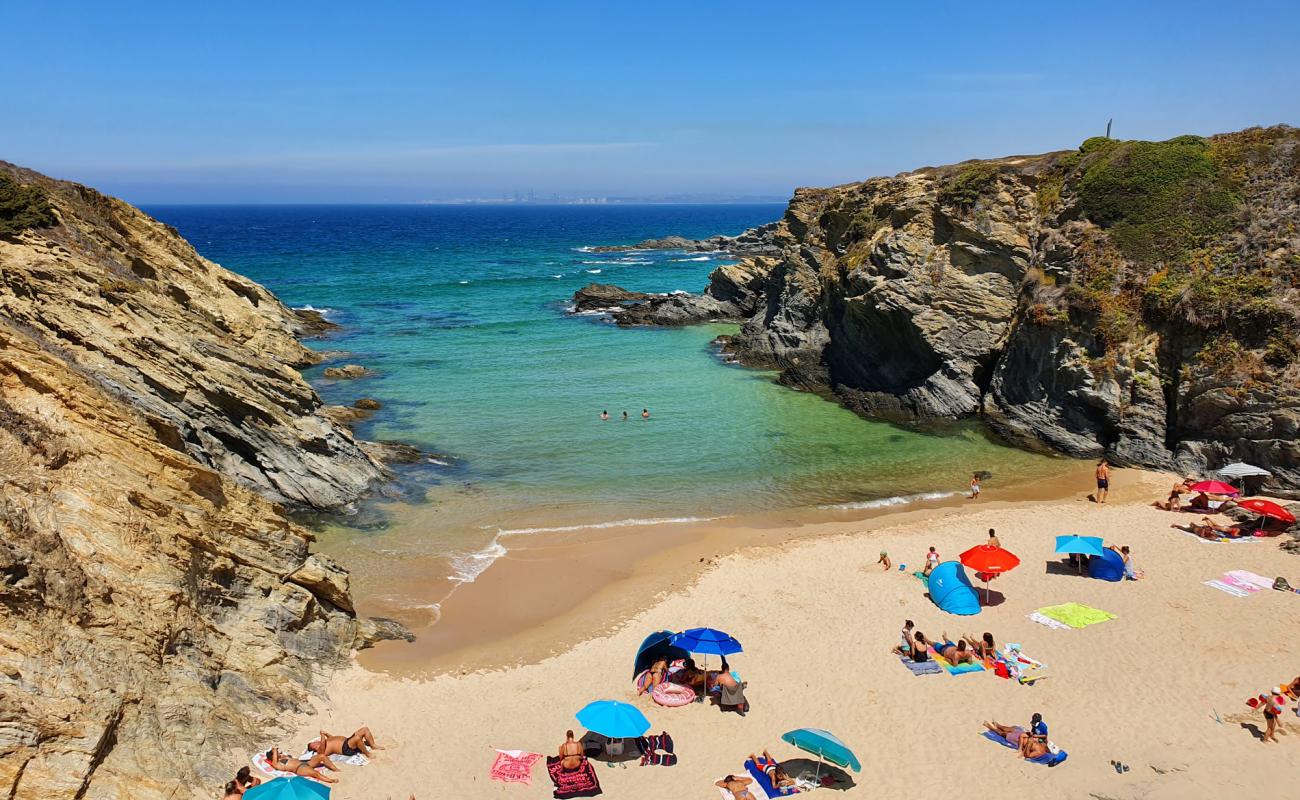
[606, 127, 1300, 492]
[0, 164, 398, 797]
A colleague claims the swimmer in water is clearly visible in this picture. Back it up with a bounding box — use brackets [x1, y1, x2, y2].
[642, 408, 650, 419]
[600, 410, 609, 420]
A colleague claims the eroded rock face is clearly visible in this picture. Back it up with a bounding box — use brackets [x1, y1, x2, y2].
[0, 163, 385, 510]
[595, 129, 1300, 491]
[0, 164, 409, 798]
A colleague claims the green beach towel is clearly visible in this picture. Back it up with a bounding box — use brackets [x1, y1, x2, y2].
[1036, 602, 1116, 629]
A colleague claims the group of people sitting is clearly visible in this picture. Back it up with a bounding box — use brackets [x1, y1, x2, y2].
[892, 619, 996, 666]
[221, 726, 380, 797]
[639, 656, 749, 715]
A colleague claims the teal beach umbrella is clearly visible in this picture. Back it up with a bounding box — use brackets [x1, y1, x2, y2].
[243, 777, 331, 800]
[781, 728, 861, 772]
[576, 700, 651, 738]
[1054, 535, 1105, 558]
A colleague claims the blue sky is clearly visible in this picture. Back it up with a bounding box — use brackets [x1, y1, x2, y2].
[3, 1, 1298, 203]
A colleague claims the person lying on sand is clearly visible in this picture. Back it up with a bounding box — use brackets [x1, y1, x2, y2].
[639, 657, 669, 695]
[1176, 518, 1244, 539]
[963, 632, 996, 660]
[559, 730, 584, 770]
[748, 750, 796, 789]
[306, 726, 382, 759]
[266, 747, 339, 784]
[983, 721, 1050, 759]
[938, 634, 977, 664]
[716, 774, 756, 800]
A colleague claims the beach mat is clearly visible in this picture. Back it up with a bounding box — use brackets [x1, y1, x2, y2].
[1027, 611, 1071, 631]
[899, 656, 942, 676]
[491, 749, 542, 785]
[547, 755, 602, 798]
[981, 730, 1068, 766]
[1204, 579, 1250, 597]
[1036, 602, 1116, 629]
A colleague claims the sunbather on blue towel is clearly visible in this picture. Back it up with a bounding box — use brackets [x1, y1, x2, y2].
[981, 724, 1067, 766]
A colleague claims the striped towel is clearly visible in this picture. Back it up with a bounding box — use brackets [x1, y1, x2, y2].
[1225, 570, 1274, 590]
[1204, 579, 1250, 597]
[1027, 612, 1071, 631]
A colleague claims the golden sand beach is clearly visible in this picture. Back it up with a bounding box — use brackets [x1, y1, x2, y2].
[285, 469, 1300, 799]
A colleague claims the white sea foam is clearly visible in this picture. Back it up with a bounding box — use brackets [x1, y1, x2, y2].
[552, 274, 564, 278]
[458, 280, 470, 284]
[585, 268, 602, 274]
[496, 515, 723, 536]
[293, 304, 336, 317]
[818, 491, 958, 510]
[671, 256, 711, 262]
[449, 540, 508, 583]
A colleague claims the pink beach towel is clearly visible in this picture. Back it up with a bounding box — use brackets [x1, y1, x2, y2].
[491, 749, 543, 785]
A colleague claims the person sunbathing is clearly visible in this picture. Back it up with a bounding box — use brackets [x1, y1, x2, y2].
[559, 730, 584, 770]
[938, 634, 976, 664]
[266, 747, 339, 784]
[1178, 517, 1243, 539]
[748, 750, 796, 789]
[963, 631, 996, 660]
[983, 721, 1050, 759]
[639, 657, 669, 695]
[672, 658, 706, 694]
[306, 726, 382, 759]
[716, 774, 757, 800]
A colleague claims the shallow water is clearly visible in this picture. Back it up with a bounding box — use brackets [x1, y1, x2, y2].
[152, 204, 1073, 622]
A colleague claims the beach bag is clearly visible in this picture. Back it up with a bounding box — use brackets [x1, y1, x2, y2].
[1273, 576, 1292, 591]
[605, 738, 625, 757]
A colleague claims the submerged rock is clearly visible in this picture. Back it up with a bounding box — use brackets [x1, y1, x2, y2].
[571, 283, 743, 326]
[354, 397, 383, 410]
[322, 363, 373, 379]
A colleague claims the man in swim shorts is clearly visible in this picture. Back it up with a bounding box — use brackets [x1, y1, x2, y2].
[307, 726, 382, 759]
[938, 635, 976, 665]
[716, 774, 756, 799]
[748, 750, 796, 789]
[1095, 459, 1110, 503]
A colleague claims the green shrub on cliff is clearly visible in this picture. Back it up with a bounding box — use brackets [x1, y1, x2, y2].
[939, 163, 1000, 208]
[1077, 135, 1241, 265]
[0, 174, 57, 237]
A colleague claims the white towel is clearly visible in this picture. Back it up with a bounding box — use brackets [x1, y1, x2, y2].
[1027, 612, 1070, 630]
[1225, 570, 1274, 589]
[252, 751, 297, 779]
[1204, 579, 1250, 597]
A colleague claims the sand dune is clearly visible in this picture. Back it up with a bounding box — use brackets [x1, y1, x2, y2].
[283, 470, 1300, 799]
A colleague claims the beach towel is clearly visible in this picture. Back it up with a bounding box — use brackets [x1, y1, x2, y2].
[546, 755, 602, 799]
[1225, 570, 1275, 590]
[746, 758, 799, 796]
[1219, 573, 1262, 593]
[1036, 602, 1116, 629]
[930, 648, 986, 675]
[997, 645, 1048, 684]
[251, 751, 327, 784]
[1176, 529, 1258, 544]
[1204, 579, 1251, 597]
[491, 749, 542, 785]
[981, 730, 1068, 766]
[297, 749, 368, 767]
[1027, 611, 1071, 631]
[899, 655, 942, 675]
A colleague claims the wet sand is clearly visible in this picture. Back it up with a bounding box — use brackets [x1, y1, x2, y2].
[355, 460, 1098, 674]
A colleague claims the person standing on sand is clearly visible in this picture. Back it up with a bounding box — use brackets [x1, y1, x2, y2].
[970, 473, 982, 499]
[877, 550, 891, 571]
[1095, 459, 1111, 503]
[642, 408, 650, 419]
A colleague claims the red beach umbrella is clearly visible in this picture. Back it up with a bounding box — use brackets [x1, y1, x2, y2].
[1237, 498, 1296, 524]
[1188, 480, 1240, 496]
[959, 545, 1021, 603]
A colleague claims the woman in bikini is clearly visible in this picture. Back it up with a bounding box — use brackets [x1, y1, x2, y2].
[638, 658, 668, 695]
[716, 774, 756, 799]
[963, 631, 996, 660]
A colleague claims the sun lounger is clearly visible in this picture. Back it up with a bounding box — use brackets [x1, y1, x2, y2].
[899, 655, 942, 675]
[981, 730, 1068, 766]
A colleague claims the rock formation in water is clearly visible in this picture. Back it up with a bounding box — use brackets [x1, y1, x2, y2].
[597, 127, 1300, 493]
[0, 163, 404, 798]
[585, 221, 783, 258]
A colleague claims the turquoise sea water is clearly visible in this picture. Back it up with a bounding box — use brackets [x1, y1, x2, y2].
[152, 204, 1069, 600]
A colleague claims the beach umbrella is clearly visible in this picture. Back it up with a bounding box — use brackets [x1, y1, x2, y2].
[244, 777, 330, 800]
[633, 630, 688, 678]
[1053, 535, 1105, 558]
[1215, 463, 1271, 480]
[576, 700, 650, 738]
[1188, 480, 1240, 496]
[959, 544, 1021, 602]
[670, 627, 742, 670]
[781, 728, 862, 777]
[1237, 498, 1296, 530]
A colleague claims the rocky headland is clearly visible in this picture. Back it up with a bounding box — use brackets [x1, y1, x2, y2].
[585, 127, 1300, 494]
[0, 163, 410, 797]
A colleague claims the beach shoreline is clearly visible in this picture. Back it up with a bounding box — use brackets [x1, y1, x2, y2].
[276, 467, 1300, 800]
[351, 459, 1098, 676]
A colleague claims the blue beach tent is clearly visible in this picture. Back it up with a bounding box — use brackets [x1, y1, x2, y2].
[927, 561, 981, 615]
[633, 630, 688, 677]
[1088, 548, 1125, 582]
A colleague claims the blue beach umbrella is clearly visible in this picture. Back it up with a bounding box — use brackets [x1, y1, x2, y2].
[244, 777, 331, 800]
[576, 700, 651, 738]
[670, 627, 742, 656]
[781, 728, 862, 773]
[1054, 535, 1105, 558]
